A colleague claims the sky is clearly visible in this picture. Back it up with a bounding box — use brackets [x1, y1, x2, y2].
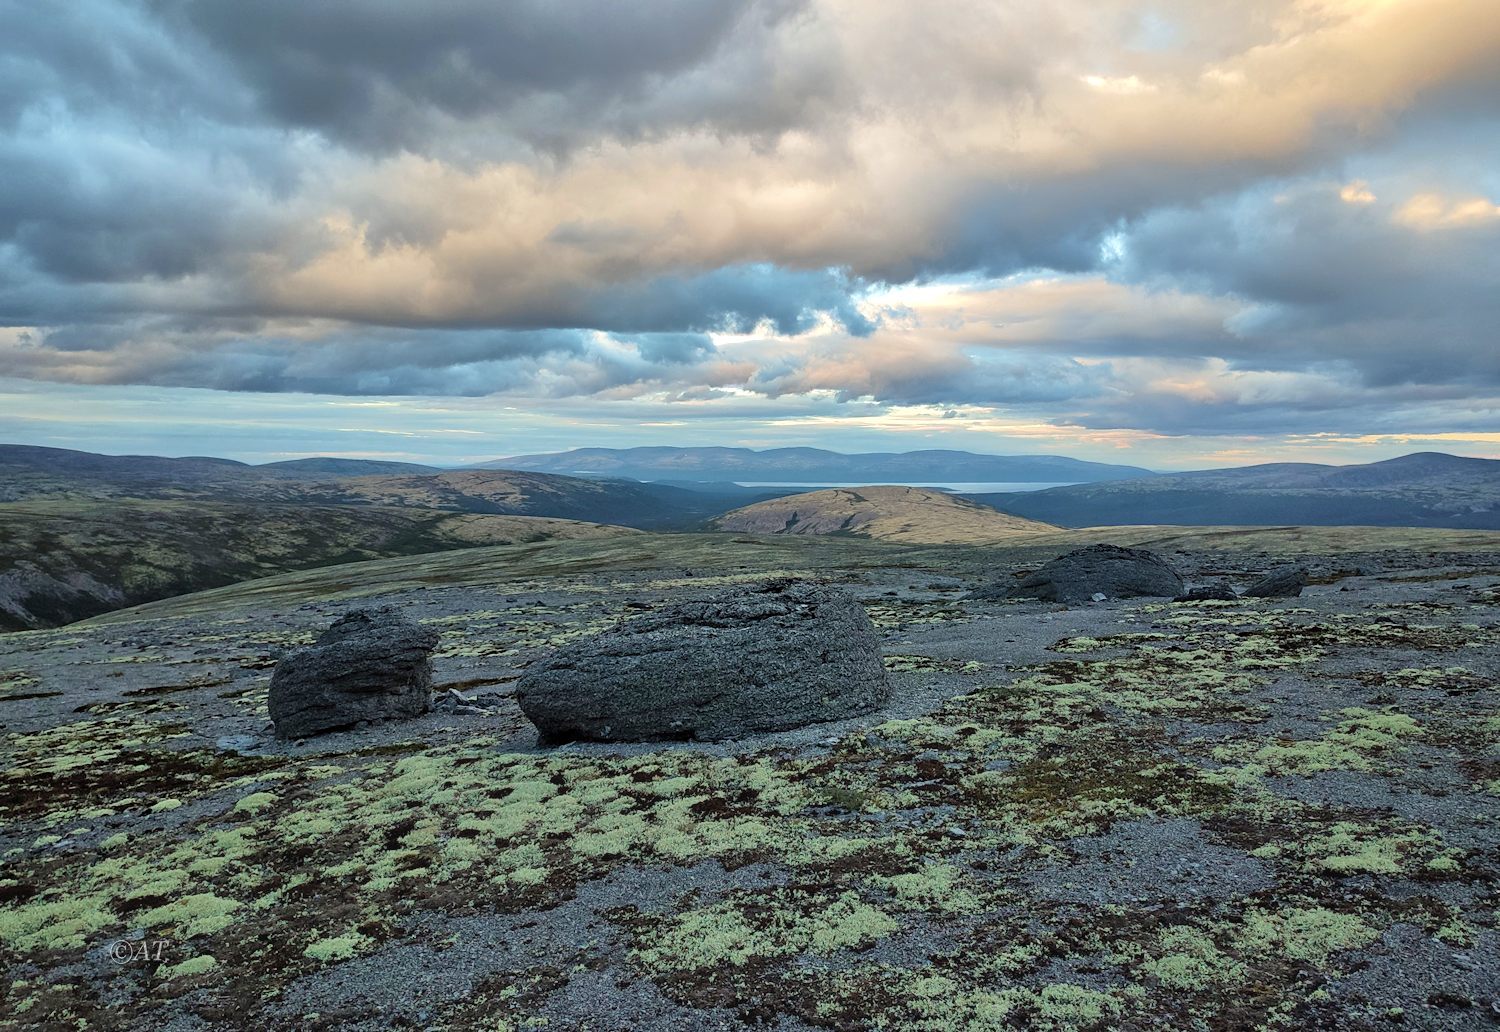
[1, 0, 1498, 470]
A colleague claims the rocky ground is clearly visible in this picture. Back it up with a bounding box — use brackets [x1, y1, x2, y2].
[2, 533, 1499, 1030]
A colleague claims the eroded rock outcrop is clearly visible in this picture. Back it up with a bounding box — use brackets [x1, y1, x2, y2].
[268, 608, 438, 738]
[971, 543, 1184, 603]
[516, 579, 889, 743]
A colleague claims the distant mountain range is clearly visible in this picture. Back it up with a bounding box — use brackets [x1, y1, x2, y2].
[6, 443, 1500, 629]
[985, 452, 1500, 529]
[0, 444, 440, 482]
[477, 446, 1153, 484]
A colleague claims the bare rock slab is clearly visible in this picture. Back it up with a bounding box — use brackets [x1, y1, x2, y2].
[268, 608, 439, 738]
[974, 543, 1184, 603]
[516, 579, 890, 743]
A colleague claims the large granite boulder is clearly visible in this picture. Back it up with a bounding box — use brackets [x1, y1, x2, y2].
[972, 543, 1184, 603]
[516, 579, 890, 743]
[1242, 565, 1309, 598]
[268, 608, 439, 738]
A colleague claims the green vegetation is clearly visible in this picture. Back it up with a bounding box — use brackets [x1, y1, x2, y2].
[0, 498, 636, 630]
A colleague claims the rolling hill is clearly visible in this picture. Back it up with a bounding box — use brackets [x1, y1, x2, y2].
[257, 457, 441, 476]
[985, 452, 1500, 529]
[478, 446, 1154, 483]
[220, 470, 719, 529]
[0, 445, 800, 628]
[0, 445, 733, 628]
[711, 486, 1059, 544]
[0, 445, 720, 529]
[0, 499, 635, 630]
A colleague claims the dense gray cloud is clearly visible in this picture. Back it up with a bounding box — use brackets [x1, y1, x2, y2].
[1116, 176, 1500, 387]
[0, 321, 740, 396]
[0, 0, 1498, 450]
[170, 0, 816, 154]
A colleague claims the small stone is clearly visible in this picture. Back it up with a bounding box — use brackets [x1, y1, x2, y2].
[1091, 592, 1107, 602]
[215, 734, 259, 753]
[946, 827, 968, 838]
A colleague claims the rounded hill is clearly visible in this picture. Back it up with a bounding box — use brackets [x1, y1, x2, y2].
[711, 486, 1058, 544]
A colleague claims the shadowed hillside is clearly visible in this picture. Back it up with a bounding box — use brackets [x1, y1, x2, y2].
[0, 445, 778, 531]
[0, 446, 795, 629]
[0, 500, 634, 631]
[712, 486, 1059, 544]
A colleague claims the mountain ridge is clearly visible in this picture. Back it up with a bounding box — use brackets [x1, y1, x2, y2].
[477, 446, 1154, 483]
[986, 451, 1500, 529]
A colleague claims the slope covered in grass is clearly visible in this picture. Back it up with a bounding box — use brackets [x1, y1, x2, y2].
[0, 500, 635, 630]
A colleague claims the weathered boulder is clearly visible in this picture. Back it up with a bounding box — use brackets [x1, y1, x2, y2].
[1242, 565, 1308, 598]
[972, 544, 1184, 603]
[268, 608, 438, 738]
[1173, 583, 1240, 602]
[516, 579, 890, 743]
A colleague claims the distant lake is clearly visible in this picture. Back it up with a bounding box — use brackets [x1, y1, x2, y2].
[729, 481, 1079, 493]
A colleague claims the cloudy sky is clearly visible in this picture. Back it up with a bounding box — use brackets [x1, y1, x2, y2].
[1, 0, 1497, 468]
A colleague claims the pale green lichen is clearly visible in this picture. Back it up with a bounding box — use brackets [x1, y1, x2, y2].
[0, 897, 115, 951]
[232, 791, 278, 815]
[635, 891, 899, 971]
[1141, 927, 1244, 990]
[872, 862, 986, 914]
[1212, 707, 1423, 776]
[158, 955, 218, 979]
[304, 933, 369, 963]
[138, 893, 241, 939]
[1236, 906, 1380, 964]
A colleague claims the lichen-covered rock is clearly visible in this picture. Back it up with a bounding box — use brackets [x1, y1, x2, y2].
[516, 579, 889, 743]
[1243, 565, 1309, 598]
[1173, 583, 1240, 602]
[268, 608, 438, 738]
[972, 544, 1184, 603]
